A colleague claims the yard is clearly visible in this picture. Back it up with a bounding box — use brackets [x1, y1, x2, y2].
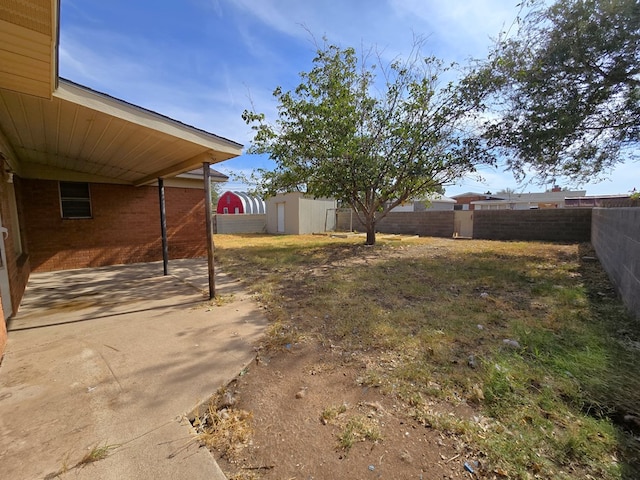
[196, 234, 640, 479]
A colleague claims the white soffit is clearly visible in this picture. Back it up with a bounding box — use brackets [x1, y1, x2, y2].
[54, 80, 241, 155]
[0, 80, 243, 185]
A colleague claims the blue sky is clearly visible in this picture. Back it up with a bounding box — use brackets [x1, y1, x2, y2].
[59, 0, 639, 196]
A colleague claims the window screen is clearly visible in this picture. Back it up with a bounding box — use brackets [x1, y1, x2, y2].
[60, 182, 92, 218]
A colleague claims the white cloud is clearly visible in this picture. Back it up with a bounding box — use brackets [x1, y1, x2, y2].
[388, 0, 520, 59]
[59, 29, 162, 92]
[230, 0, 307, 39]
[228, 0, 522, 62]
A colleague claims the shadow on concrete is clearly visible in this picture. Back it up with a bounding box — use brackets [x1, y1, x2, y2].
[7, 258, 236, 331]
[0, 258, 267, 480]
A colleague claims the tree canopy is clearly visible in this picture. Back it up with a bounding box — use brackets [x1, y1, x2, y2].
[243, 43, 492, 244]
[471, 0, 640, 184]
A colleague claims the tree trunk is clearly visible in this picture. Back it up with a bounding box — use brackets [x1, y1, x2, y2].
[365, 220, 376, 245]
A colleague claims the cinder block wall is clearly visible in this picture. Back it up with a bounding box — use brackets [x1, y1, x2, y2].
[216, 214, 267, 233]
[592, 207, 640, 320]
[378, 211, 455, 237]
[22, 179, 207, 272]
[337, 210, 455, 237]
[473, 209, 592, 242]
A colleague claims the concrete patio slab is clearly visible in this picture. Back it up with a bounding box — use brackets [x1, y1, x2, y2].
[0, 259, 267, 480]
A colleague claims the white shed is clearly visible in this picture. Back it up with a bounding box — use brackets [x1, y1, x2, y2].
[266, 192, 337, 234]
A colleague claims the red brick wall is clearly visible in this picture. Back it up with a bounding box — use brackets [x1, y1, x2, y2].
[0, 174, 32, 356]
[6, 179, 31, 313]
[165, 186, 208, 259]
[22, 179, 207, 272]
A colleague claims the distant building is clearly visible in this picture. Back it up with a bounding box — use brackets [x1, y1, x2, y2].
[565, 194, 635, 208]
[216, 191, 265, 214]
[390, 193, 456, 212]
[450, 192, 503, 211]
[471, 190, 587, 210]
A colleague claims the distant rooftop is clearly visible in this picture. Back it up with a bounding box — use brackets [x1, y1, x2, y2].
[449, 192, 486, 198]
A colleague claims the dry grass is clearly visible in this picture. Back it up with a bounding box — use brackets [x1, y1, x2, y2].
[336, 415, 382, 451]
[320, 403, 348, 424]
[192, 388, 253, 462]
[76, 444, 117, 466]
[214, 234, 640, 479]
[319, 402, 380, 452]
[44, 443, 118, 479]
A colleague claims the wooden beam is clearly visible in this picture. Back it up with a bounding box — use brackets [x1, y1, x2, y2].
[203, 162, 216, 299]
[132, 151, 216, 186]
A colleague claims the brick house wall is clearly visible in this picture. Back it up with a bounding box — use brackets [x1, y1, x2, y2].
[164, 186, 208, 259]
[21, 179, 207, 272]
[5, 178, 31, 313]
[0, 174, 31, 355]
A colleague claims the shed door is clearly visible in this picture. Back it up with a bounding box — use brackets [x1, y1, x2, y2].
[277, 203, 285, 233]
[0, 214, 12, 318]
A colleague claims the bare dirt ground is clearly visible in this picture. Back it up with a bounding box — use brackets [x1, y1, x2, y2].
[218, 344, 478, 480]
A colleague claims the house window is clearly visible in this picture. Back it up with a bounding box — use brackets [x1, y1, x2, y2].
[223, 207, 229, 214]
[59, 182, 92, 218]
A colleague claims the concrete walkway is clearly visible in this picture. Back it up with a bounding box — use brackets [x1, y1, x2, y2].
[0, 259, 267, 480]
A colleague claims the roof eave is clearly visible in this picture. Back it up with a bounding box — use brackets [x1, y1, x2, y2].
[54, 79, 244, 153]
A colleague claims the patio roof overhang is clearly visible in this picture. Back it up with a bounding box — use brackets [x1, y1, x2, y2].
[0, 79, 243, 186]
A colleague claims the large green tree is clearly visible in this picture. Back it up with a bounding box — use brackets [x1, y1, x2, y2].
[472, 0, 640, 183]
[243, 43, 492, 245]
